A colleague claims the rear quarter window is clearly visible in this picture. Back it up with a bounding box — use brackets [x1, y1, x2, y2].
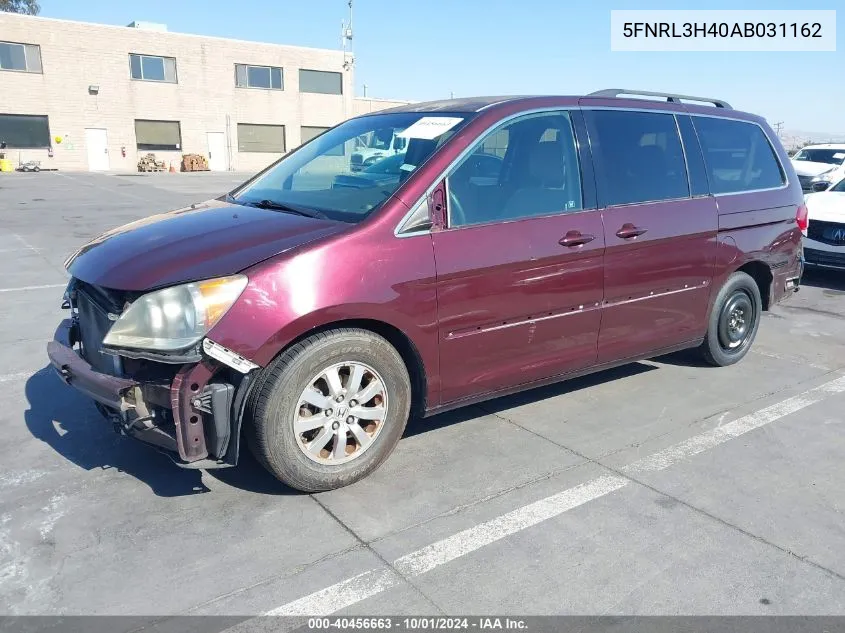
[692, 117, 785, 195]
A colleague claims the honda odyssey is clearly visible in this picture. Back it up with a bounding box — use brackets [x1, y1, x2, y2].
[48, 89, 805, 492]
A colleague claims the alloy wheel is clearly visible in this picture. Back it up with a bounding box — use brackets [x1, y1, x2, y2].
[293, 361, 388, 465]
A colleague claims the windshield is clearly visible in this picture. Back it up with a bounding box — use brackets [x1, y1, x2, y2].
[832, 178, 845, 193]
[793, 148, 845, 165]
[231, 112, 472, 222]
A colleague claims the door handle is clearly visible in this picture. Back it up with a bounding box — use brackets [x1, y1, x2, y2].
[616, 223, 648, 239]
[559, 231, 596, 247]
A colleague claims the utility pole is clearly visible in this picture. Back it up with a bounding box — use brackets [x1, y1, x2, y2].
[773, 121, 784, 139]
[341, 0, 354, 64]
[363, 83, 368, 98]
[341, 0, 354, 117]
[341, 0, 354, 70]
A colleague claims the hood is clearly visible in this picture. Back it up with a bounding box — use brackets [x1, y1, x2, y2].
[791, 160, 841, 177]
[805, 191, 845, 223]
[67, 199, 349, 291]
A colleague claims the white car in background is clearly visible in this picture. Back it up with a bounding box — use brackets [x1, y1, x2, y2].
[803, 177, 845, 270]
[791, 144, 845, 193]
[349, 129, 408, 172]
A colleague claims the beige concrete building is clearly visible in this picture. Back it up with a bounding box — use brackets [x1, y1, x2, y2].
[0, 13, 409, 172]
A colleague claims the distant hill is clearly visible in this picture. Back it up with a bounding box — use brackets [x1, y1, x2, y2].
[781, 129, 845, 150]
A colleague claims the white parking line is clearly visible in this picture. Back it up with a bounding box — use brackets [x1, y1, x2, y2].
[394, 475, 629, 577]
[0, 283, 66, 293]
[751, 349, 831, 371]
[266, 569, 401, 617]
[13, 233, 38, 251]
[258, 373, 845, 618]
[623, 375, 845, 473]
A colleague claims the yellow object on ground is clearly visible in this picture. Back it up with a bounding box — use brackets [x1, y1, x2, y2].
[0, 159, 14, 172]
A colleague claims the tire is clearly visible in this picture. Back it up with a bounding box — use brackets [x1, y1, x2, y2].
[245, 328, 411, 492]
[699, 271, 762, 367]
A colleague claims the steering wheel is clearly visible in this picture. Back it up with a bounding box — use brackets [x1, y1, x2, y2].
[448, 187, 467, 227]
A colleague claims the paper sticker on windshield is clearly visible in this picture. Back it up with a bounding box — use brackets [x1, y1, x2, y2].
[834, 153, 845, 159]
[397, 117, 464, 140]
[400, 163, 416, 172]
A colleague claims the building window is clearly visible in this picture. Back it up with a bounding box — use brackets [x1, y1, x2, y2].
[235, 64, 283, 90]
[238, 124, 286, 153]
[135, 119, 181, 151]
[129, 54, 177, 83]
[299, 69, 342, 95]
[300, 126, 330, 144]
[0, 114, 50, 148]
[301, 125, 344, 155]
[0, 41, 42, 73]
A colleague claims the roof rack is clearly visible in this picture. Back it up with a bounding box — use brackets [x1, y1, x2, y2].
[586, 89, 732, 109]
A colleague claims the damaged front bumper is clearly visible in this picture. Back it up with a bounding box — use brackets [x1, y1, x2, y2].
[47, 319, 256, 469]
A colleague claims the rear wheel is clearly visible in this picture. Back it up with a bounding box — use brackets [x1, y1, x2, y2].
[699, 271, 762, 367]
[246, 328, 411, 492]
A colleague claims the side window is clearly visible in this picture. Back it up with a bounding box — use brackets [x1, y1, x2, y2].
[693, 117, 785, 194]
[586, 110, 690, 206]
[448, 111, 583, 228]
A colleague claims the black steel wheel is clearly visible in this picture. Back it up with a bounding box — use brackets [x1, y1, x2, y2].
[699, 271, 762, 367]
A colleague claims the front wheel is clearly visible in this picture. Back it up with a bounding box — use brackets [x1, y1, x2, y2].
[246, 328, 411, 492]
[699, 271, 762, 367]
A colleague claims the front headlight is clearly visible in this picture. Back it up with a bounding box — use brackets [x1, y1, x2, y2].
[102, 275, 248, 351]
[811, 168, 835, 183]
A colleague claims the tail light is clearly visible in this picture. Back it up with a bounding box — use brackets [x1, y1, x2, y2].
[796, 204, 809, 235]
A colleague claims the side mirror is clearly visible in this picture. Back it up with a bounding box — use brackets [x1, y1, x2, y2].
[812, 181, 830, 193]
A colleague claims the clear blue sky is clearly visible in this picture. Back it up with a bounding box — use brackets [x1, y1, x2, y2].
[39, 0, 843, 135]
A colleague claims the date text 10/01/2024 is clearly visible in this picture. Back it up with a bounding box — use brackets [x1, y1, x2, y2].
[307, 617, 528, 630]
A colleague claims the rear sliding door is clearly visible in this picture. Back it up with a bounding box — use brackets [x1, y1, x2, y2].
[584, 108, 718, 362]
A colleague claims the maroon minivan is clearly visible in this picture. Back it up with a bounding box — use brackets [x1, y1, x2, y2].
[48, 90, 805, 492]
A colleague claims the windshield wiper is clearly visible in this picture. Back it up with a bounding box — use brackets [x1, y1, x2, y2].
[239, 198, 327, 220]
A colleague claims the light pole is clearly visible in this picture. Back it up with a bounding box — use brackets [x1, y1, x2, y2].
[341, 0, 354, 118]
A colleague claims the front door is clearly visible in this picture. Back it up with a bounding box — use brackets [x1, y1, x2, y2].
[583, 108, 718, 363]
[85, 128, 109, 171]
[207, 132, 227, 171]
[433, 110, 605, 404]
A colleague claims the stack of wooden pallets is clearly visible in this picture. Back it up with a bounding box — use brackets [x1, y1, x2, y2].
[137, 153, 166, 172]
[181, 154, 209, 172]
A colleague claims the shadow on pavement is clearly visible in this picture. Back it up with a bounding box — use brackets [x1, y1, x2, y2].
[25, 366, 211, 497]
[651, 348, 712, 368]
[25, 365, 297, 497]
[25, 357, 679, 495]
[207, 450, 297, 496]
[800, 268, 845, 293]
[406, 361, 658, 438]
